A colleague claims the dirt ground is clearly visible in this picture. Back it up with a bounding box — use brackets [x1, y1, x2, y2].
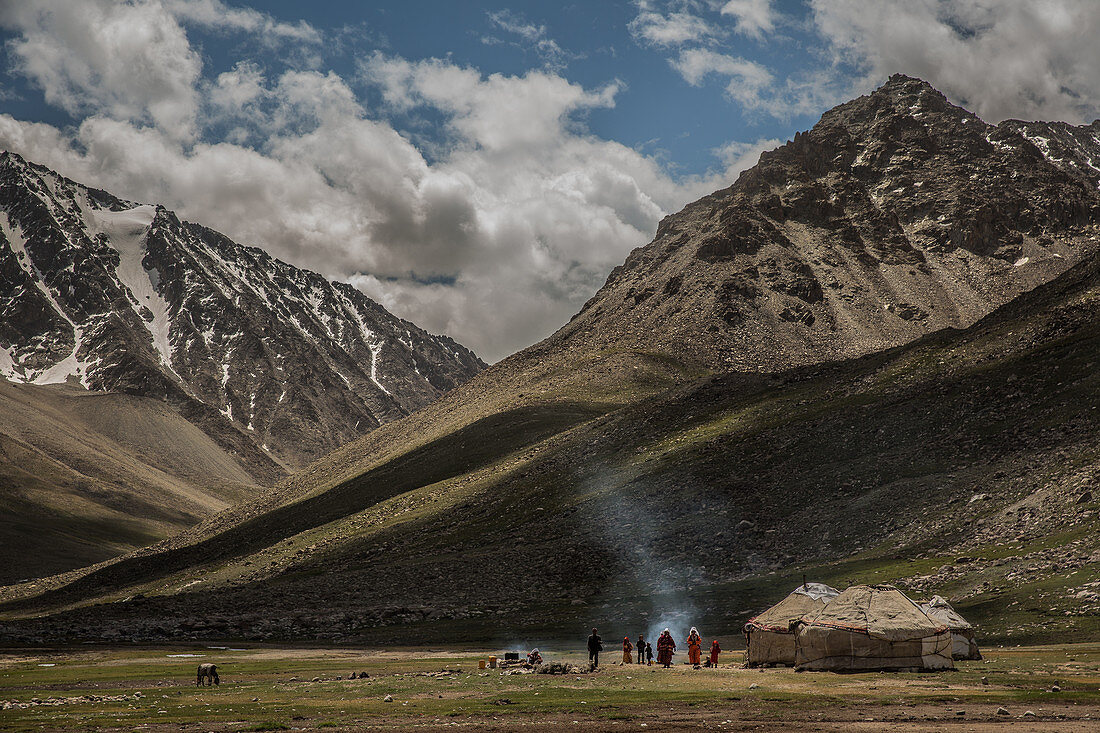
[2, 643, 1100, 731]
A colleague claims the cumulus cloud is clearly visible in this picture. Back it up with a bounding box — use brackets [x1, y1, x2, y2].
[812, 0, 1100, 124]
[714, 136, 784, 174]
[671, 48, 830, 117]
[0, 0, 202, 140]
[672, 48, 771, 89]
[0, 0, 323, 143]
[720, 0, 775, 39]
[364, 55, 620, 152]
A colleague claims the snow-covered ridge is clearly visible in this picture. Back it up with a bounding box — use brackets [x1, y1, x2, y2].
[80, 200, 179, 374]
[0, 151, 486, 466]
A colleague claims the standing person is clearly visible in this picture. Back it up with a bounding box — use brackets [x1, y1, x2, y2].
[587, 627, 603, 668]
[646, 642, 654, 665]
[709, 639, 721, 667]
[656, 629, 676, 668]
[622, 636, 633, 665]
[687, 627, 703, 667]
[636, 634, 645, 664]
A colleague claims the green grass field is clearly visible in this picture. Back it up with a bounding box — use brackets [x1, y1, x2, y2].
[2, 643, 1100, 731]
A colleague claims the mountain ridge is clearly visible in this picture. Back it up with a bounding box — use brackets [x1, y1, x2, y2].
[0, 150, 486, 469]
[553, 74, 1100, 371]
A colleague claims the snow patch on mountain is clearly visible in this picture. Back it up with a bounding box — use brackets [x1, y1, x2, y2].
[368, 340, 391, 396]
[1021, 133, 1056, 162]
[83, 202, 178, 373]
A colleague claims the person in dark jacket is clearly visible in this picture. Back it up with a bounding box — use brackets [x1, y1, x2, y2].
[646, 642, 654, 664]
[636, 634, 645, 664]
[587, 627, 602, 667]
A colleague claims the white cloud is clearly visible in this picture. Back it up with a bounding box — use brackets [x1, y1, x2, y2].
[165, 0, 321, 44]
[714, 136, 783, 174]
[811, 0, 1100, 124]
[631, 1, 838, 119]
[208, 61, 266, 118]
[484, 10, 574, 70]
[0, 0, 323, 143]
[629, 9, 721, 47]
[672, 48, 770, 87]
[720, 0, 774, 39]
[0, 0, 202, 141]
[671, 48, 790, 112]
[363, 55, 620, 152]
[639, 0, 1100, 125]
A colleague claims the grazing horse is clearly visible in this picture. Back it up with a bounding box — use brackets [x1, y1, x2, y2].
[196, 663, 219, 686]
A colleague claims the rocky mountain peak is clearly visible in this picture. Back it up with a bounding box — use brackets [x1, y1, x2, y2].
[554, 75, 1100, 373]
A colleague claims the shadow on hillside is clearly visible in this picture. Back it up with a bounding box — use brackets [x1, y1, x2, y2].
[2, 402, 607, 613]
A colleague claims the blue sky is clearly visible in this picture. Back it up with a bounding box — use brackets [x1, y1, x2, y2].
[1, 1, 1098, 361]
[1, 2, 826, 176]
[249, 0, 823, 176]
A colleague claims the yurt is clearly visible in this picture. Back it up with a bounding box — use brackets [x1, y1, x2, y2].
[920, 595, 981, 660]
[743, 582, 840, 666]
[795, 584, 954, 672]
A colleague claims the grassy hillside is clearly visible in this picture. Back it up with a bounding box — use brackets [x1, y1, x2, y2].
[0, 382, 262, 582]
[4, 241, 1100, 647]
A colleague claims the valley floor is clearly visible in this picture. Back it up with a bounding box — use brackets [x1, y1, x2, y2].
[1, 643, 1099, 731]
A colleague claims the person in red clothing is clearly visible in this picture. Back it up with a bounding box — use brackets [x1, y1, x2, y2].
[687, 627, 703, 666]
[622, 636, 633, 664]
[656, 629, 676, 668]
[709, 639, 721, 667]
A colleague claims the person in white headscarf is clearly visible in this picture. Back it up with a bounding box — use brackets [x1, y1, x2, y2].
[687, 626, 703, 666]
